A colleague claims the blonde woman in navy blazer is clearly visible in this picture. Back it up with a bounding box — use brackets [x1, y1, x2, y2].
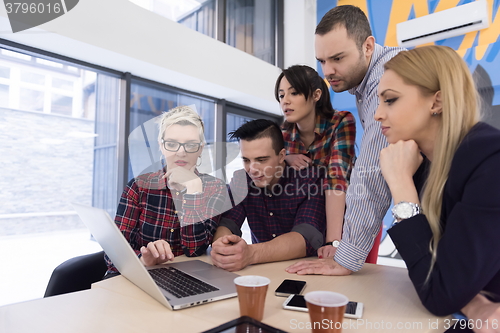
[287, 45, 500, 331]
[375, 46, 500, 331]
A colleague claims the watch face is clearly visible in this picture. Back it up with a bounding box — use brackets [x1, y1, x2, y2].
[394, 203, 414, 219]
[332, 240, 340, 248]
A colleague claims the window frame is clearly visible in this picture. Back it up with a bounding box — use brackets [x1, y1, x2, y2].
[0, 38, 282, 206]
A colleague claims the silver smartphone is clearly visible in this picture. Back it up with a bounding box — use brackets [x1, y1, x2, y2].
[282, 294, 364, 319]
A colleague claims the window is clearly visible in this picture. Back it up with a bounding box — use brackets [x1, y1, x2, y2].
[0, 47, 120, 306]
[0, 65, 10, 78]
[51, 94, 73, 116]
[178, 0, 217, 38]
[130, 0, 216, 38]
[226, 0, 277, 64]
[0, 39, 279, 306]
[224, 104, 281, 181]
[0, 84, 8, 108]
[53, 78, 74, 91]
[129, 0, 282, 66]
[0, 49, 98, 118]
[19, 88, 44, 112]
[225, 112, 255, 180]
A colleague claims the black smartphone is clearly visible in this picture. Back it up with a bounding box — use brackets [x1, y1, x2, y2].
[274, 279, 306, 297]
[282, 294, 364, 319]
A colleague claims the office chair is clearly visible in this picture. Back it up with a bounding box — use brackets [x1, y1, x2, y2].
[44, 251, 107, 297]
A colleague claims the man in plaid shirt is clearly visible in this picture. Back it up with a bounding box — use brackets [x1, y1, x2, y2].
[211, 119, 326, 272]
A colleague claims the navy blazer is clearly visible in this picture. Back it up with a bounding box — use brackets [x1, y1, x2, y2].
[388, 122, 500, 316]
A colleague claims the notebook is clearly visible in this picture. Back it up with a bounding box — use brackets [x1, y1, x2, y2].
[72, 203, 238, 310]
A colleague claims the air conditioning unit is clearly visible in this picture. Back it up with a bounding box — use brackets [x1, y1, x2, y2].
[396, 0, 489, 48]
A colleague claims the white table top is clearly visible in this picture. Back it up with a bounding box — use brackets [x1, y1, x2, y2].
[1, 256, 448, 333]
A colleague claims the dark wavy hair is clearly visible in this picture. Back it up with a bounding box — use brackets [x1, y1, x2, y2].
[275, 65, 336, 131]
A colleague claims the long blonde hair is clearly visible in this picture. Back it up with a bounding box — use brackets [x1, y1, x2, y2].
[384, 45, 480, 278]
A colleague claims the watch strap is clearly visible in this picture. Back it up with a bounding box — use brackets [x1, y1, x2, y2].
[324, 240, 340, 247]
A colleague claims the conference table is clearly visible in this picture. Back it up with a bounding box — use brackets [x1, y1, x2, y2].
[0, 255, 448, 333]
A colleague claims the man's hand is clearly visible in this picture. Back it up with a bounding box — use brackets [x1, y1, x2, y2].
[285, 259, 352, 276]
[211, 234, 254, 271]
[317, 245, 337, 259]
[140, 240, 175, 267]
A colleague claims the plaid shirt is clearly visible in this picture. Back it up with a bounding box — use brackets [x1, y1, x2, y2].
[221, 165, 326, 256]
[105, 169, 226, 273]
[282, 111, 356, 191]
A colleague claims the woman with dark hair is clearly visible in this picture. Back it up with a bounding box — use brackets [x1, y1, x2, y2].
[275, 65, 356, 259]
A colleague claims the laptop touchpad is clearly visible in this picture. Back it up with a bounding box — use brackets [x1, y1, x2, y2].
[192, 266, 235, 280]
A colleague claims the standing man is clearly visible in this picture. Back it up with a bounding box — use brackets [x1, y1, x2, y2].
[287, 5, 405, 275]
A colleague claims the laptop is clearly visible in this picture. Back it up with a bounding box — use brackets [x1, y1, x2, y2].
[72, 203, 238, 310]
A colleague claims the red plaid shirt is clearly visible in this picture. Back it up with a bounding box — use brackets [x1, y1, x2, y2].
[282, 111, 356, 191]
[105, 169, 226, 273]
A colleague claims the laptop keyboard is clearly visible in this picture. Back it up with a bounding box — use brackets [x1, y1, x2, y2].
[149, 267, 219, 299]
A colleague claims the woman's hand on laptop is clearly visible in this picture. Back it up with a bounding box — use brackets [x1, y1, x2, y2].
[140, 240, 175, 266]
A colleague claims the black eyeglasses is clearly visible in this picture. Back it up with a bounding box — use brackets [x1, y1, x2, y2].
[161, 139, 201, 153]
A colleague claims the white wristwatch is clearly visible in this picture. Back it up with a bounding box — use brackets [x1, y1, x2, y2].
[392, 201, 422, 222]
[325, 240, 340, 247]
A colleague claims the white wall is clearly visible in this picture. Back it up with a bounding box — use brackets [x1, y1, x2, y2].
[283, 0, 317, 69]
[0, 0, 284, 115]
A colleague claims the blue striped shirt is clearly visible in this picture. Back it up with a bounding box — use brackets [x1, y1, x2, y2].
[334, 44, 406, 271]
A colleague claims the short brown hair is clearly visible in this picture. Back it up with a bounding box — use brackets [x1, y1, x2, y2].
[316, 5, 372, 50]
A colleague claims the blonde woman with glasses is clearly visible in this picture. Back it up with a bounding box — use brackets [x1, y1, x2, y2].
[104, 106, 226, 277]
